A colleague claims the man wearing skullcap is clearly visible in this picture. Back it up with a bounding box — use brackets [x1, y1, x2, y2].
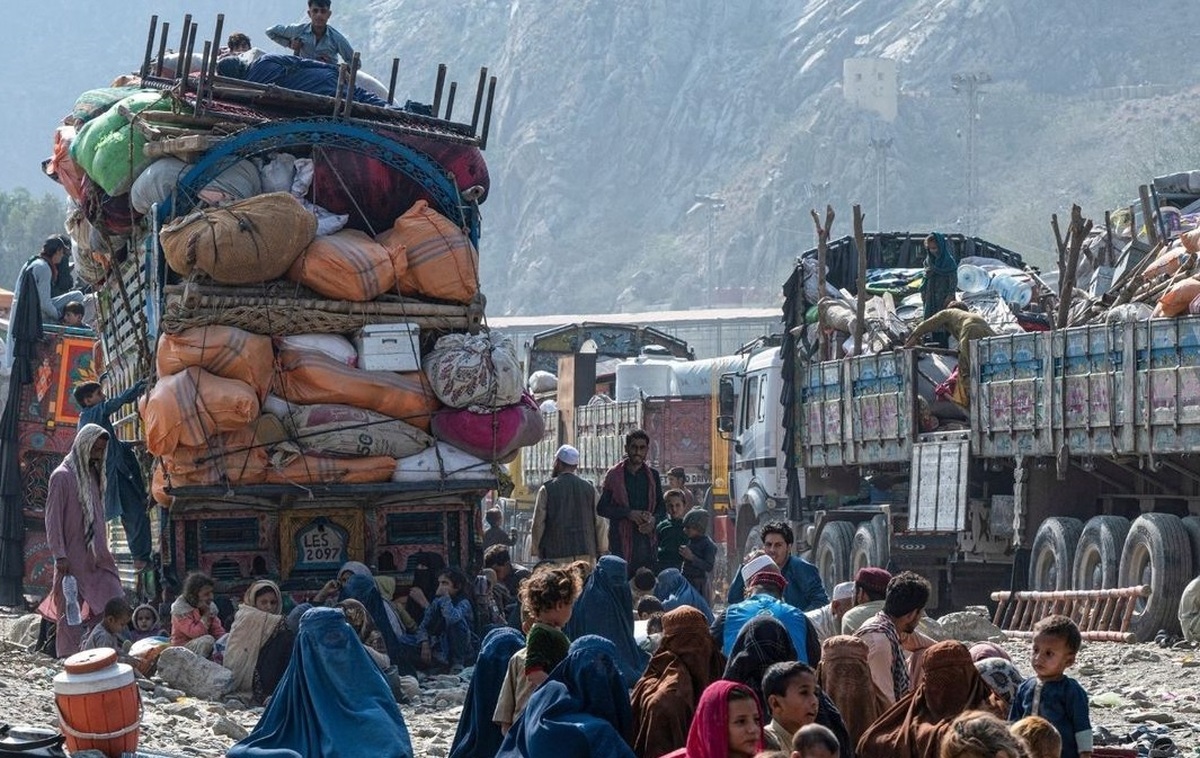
[709, 567, 820, 664]
[531, 445, 607, 564]
[840, 566, 893, 635]
[806, 581, 857, 642]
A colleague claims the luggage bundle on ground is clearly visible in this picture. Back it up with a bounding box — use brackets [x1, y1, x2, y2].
[46, 41, 528, 502]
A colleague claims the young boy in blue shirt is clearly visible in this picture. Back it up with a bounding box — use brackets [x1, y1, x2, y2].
[1009, 614, 1092, 758]
[679, 507, 717, 598]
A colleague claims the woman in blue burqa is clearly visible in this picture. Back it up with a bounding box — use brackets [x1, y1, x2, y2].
[227, 606, 412, 758]
[448, 626, 525, 758]
[496, 635, 635, 758]
[340, 573, 414, 674]
[563, 555, 648, 686]
[654, 567, 713, 623]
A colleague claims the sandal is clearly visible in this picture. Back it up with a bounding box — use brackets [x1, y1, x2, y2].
[1149, 736, 1179, 758]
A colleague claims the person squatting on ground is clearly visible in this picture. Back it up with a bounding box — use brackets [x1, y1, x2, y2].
[41, 424, 125, 658]
[171, 572, 227, 659]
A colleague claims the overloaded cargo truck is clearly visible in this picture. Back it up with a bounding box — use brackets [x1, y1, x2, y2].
[38, 15, 535, 597]
[744, 230, 1200, 637]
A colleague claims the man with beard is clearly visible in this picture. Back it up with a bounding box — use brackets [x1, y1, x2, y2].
[854, 570, 932, 706]
[597, 429, 664, 576]
[41, 424, 126, 657]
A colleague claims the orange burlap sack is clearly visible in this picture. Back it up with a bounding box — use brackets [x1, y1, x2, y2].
[286, 229, 397, 301]
[1156, 277, 1200, 317]
[159, 192, 316, 283]
[263, 454, 396, 485]
[376, 200, 478, 303]
[156, 326, 275, 400]
[1143, 245, 1188, 280]
[141, 367, 261, 456]
[271, 346, 440, 431]
[162, 426, 269, 485]
[1182, 228, 1200, 253]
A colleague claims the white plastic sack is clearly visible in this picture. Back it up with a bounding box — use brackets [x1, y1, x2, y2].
[292, 157, 315, 197]
[258, 152, 297, 194]
[527, 370, 558, 394]
[130, 157, 188, 214]
[424, 333, 523, 409]
[300, 199, 350, 235]
[263, 400, 433, 458]
[392, 442, 492, 482]
[277, 334, 358, 367]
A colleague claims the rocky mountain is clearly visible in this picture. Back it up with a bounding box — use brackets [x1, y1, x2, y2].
[4, 1, 1199, 315]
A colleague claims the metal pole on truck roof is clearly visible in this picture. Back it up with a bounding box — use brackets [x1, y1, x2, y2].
[140, 15, 159, 80]
[445, 82, 458, 120]
[343, 52, 361, 119]
[178, 14, 192, 62]
[388, 59, 402, 106]
[198, 41, 212, 108]
[155, 22, 170, 77]
[208, 14, 225, 86]
[179, 23, 198, 84]
[470, 67, 488, 136]
[431, 63, 446, 114]
[480, 76, 497, 150]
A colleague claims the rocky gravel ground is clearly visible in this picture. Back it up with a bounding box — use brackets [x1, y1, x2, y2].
[2, 612, 1199, 756]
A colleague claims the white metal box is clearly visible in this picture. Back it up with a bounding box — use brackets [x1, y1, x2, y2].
[354, 324, 421, 372]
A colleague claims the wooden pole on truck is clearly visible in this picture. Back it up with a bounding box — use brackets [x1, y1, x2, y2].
[809, 205, 835, 359]
[853, 204, 867, 356]
[1139, 185, 1159, 247]
[1056, 205, 1092, 329]
[430, 63, 446, 113]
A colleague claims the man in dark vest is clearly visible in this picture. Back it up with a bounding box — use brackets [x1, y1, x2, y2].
[530, 444, 606, 564]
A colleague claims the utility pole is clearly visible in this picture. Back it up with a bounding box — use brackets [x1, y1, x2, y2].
[951, 72, 990, 235]
[868, 137, 893, 229]
[691, 194, 725, 307]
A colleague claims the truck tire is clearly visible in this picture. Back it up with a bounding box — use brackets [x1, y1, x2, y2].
[1118, 513, 1193, 640]
[1028, 517, 1083, 591]
[1182, 516, 1200, 577]
[1071, 516, 1130, 591]
[851, 515, 890, 574]
[815, 521, 854, 593]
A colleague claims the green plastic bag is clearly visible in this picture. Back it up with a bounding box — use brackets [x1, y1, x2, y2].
[71, 90, 192, 196]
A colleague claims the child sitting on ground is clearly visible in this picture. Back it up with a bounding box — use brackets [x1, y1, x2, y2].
[1011, 716, 1062, 758]
[762, 662, 820, 750]
[129, 603, 164, 641]
[631, 566, 657, 602]
[83, 597, 149, 673]
[493, 566, 581, 735]
[791, 724, 841, 758]
[655, 489, 690, 573]
[171, 572, 226, 659]
[1009, 614, 1092, 758]
[416, 567, 477, 672]
[637, 595, 665, 619]
[680, 507, 718, 598]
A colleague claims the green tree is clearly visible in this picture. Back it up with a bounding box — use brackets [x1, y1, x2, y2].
[0, 188, 68, 292]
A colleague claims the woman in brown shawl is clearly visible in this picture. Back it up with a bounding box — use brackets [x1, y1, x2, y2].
[223, 580, 294, 705]
[819, 635, 891, 750]
[630, 606, 726, 757]
[858, 640, 992, 758]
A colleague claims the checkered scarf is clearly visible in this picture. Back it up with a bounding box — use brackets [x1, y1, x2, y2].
[68, 424, 109, 556]
[856, 610, 911, 700]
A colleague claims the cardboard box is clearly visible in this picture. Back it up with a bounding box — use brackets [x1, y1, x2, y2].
[354, 323, 421, 372]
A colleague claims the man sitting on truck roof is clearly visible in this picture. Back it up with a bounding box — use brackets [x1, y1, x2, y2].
[266, 0, 354, 65]
[726, 522, 829, 612]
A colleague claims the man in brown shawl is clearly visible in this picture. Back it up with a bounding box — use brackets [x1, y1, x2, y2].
[597, 429, 664, 576]
[819, 635, 891, 750]
[630, 605, 726, 757]
[857, 640, 992, 758]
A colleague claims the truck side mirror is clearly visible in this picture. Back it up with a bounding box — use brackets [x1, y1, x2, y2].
[717, 376, 735, 437]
